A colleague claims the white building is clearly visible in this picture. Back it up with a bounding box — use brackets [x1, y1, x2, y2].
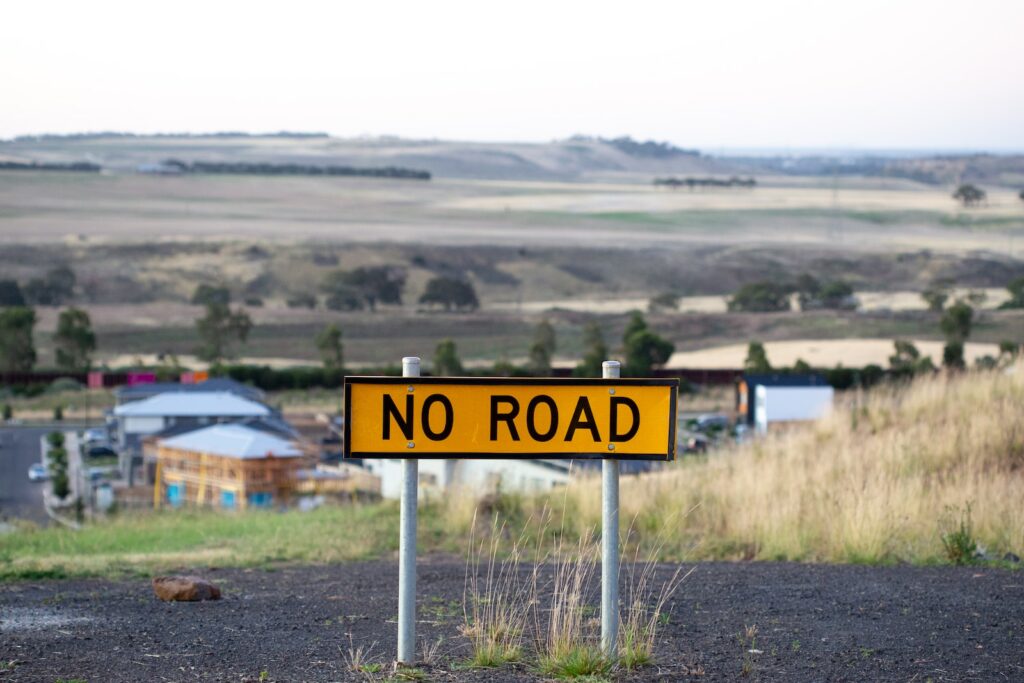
[364, 458, 574, 500]
[754, 384, 834, 434]
[111, 391, 287, 484]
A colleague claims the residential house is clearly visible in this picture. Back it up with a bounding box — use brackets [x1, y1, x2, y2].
[153, 423, 311, 509]
[112, 391, 293, 483]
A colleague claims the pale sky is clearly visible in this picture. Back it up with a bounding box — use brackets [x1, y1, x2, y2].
[3, 0, 1023, 150]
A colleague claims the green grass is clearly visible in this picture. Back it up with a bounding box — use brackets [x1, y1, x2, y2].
[537, 646, 612, 679]
[0, 504, 424, 580]
[0, 501, 483, 580]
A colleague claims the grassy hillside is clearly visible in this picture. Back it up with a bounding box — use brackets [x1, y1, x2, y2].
[2, 367, 1021, 579]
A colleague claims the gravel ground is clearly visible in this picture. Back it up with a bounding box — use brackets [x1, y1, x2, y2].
[1, 559, 1021, 682]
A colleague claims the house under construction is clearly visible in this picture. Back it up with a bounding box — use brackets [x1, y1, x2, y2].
[152, 423, 312, 509]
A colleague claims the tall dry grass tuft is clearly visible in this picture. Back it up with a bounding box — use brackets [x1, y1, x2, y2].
[461, 512, 533, 667]
[532, 527, 605, 676]
[619, 517, 693, 670]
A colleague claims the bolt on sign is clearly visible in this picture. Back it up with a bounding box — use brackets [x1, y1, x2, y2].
[344, 377, 678, 460]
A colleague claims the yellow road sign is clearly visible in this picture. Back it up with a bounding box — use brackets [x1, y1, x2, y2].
[344, 377, 678, 460]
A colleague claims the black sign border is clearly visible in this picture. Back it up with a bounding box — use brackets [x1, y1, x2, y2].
[343, 376, 678, 461]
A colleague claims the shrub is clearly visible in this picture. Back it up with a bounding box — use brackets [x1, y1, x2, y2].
[286, 293, 317, 309]
[420, 277, 479, 312]
[728, 281, 792, 312]
[647, 291, 680, 312]
[940, 503, 977, 565]
[191, 284, 231, 306]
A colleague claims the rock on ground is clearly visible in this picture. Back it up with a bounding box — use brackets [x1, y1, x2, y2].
[152, 575, 222, 602]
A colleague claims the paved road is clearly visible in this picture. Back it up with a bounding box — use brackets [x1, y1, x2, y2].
[0, 427, 49, 525]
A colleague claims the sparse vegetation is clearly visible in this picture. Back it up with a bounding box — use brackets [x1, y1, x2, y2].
[53, 307, 96, 371]
[433, 339, 463, 376]
[998, 276, 1024, 309]
[195, 302, 253, 363]
[647, 291, 680, 312]
[939, 503, 978, 565]
[191, 284, 231, 307]
[728, 281, 791, 313]
[0, 306, 37, 371]
[322, 267, 405, 312]
[22, 266, 76, 306]
[573, 322, 607, 378]
[744, 341, 771, 372]
[315, 324, 344, 371]
[952, 183, 986, 207]
[527, 320, 556, 375]
[621, 312, 674, 377]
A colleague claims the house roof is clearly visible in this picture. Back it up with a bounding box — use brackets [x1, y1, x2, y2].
[741, 373, 829, 388]
[159, 423, 302, 459]
[115, 378, 264, 403]
[113, 391, 270, 418]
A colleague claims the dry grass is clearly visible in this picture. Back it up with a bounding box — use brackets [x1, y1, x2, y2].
[460, 514, 532, 667]
[436, 365, 1024, 566]
[559, 365, 1024, 564]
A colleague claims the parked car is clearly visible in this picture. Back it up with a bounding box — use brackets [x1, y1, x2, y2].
[694, 413, 731, 433]
[83, 427, 109, 444]
[678, 431, 709, 455]
[86, 445, 117, 459]
[28, 463, 48, 481]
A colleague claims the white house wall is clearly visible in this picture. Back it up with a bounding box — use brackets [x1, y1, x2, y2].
[755, 385, 834, 433]
[122, 416, 165, 434]
[367, 458, 569, 500]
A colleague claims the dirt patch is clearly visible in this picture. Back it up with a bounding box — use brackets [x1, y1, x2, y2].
[0, 560, 1020, 681]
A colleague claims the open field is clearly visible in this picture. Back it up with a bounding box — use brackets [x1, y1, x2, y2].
[2, 136, 1024, 372]
[2, 171, 1023, 254]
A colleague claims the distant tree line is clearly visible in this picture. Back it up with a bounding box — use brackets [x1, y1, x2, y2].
[567, 135, 700, 158]
[161, 159, 430, 180]
[0, 161, 100, 173]
[0, 266, 78, 307]
[9, 131, 328, 142]
[728, 274, 856, 313]
[654, 176, 756, 189]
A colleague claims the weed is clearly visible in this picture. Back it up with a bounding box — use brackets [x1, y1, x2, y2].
[387, 664, 425, 681]
[618, 515, 692, 671]
[461, 513, 531, 667]
[342, 631, 380, 678]
[940, 503, 978, 565]
[537, 645, 611, 679]
[420, 636, 444, 666]
[258, 670, 269, 682]
[739, 624, 759, 677]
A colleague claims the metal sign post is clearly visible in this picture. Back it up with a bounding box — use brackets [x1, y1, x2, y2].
[343, 367, 678, 667]
[397, 356, 419, 664]
[601, 360, 620, 660]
